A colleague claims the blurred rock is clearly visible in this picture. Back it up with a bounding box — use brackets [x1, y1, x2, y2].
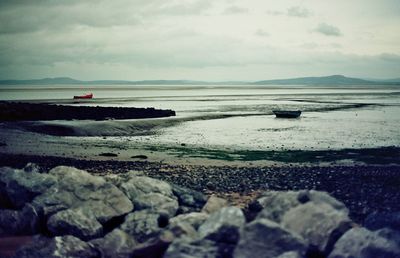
[119, 210, 163, 243]
[89, 229, 137, 258]
[169, 212, 209, 230]
[201, 196, 228, 214]
[329, 227, 400, 258]
[364, 211, 400, 231]
[130, 230, 175, 258]
[164, 237, 219, 258]
[0, 204, 40, 236]
[172, 184, 207, 213]
[234, 219, 306, 258]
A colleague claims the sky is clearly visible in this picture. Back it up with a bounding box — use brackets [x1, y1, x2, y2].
[0, 0, 399, 81]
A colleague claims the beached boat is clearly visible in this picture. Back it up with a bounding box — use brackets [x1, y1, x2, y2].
[73, 93, 93, 99]
[273, 110, 301, 118]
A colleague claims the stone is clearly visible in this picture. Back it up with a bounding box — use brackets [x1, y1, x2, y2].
[23, 163, 41, 173]
[119, 210, 163, 243]
[169, 212, 209, 230]
[0, 204, 40, 236]
[364, 211, 400, 231]
[168, 221, 198, 239]
[0, 166, 57, 209]
[329, 227, 400, 258]
[233, 219, 306, 258]
[13, 235, 99, 258]
[47, 208, 103, 240]
[198, 207, 245, 243]
[256, 190, 348, 224]
[201, 196, 228, 214]
[131, 230, 175, 258]
[171, 184, 207, 212]
[282, 202, 351, 254]
[276, 251, 303, 258]
[164, 237, 219, 258]
[89, 229, 137, 258]
[32, 166, 133, 223]
[120, 175, 178, 217]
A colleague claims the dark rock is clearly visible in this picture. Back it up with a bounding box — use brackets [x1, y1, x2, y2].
[297, 190, 310, 203]
[364, 212, 400, 231]
[23, 163, 41, 173]
[0, 204, 40, 236]
[168, 221, 198, 239]
[0, 166, 57, 209]
[13, 235, 99, 258]
[201, 196, 228, 214]
[89, 229, 138, 258]
[119, 210, 162, 243]
[329, 227, 400, 258]
[131, 155, 148, 159]
[198, 207, 245, 244]
[47, 208, 103, 240]
[282, 202, 351, 254]
[233, 219, 306, 258]
[164, 237, 219, 258]
[130, 230, 175, 258]
[172, 184, 207, 212]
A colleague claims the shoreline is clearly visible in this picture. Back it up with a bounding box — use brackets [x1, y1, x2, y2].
[1, 153, 399, 224]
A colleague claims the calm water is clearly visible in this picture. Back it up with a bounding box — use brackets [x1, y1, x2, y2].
[1, 84, 400, 151]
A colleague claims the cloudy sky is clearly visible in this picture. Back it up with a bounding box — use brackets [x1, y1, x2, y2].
[0, 0, 399, 81]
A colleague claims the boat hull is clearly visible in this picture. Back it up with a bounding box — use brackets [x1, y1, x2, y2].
[273, 110, 301, 118]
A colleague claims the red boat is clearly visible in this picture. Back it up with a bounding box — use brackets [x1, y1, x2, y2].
[73, 93, 93, 99]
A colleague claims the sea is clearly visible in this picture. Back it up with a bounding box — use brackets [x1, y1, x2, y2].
[1, 84, 400, 157]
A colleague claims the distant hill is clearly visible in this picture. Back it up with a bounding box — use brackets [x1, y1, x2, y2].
[0, 75, 399, 86]
[252, 75, 376, 85]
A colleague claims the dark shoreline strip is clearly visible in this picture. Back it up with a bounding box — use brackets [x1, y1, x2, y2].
[0, 101, 175, 121]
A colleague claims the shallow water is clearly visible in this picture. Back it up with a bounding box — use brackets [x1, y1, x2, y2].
[1, 84, 400, 152]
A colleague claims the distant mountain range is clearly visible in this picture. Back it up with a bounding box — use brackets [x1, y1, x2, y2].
[0, 75, 399, 86]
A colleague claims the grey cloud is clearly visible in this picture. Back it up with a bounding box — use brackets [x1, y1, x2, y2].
[315, 23, 342, 36]
[265, 10, 284, 16]
[287, 6, 311, 18]
[223, 6, 248, 14]
[152, 1, 212, 16]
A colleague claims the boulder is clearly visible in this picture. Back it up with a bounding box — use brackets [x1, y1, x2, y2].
[120, 175, 178, 217]
[130, 230, 175, 258]
[47, 208, 103, 240]
[329, 227, 400, 258]
[89, 229, 137, 258]
[168, 221, 198, 239]
[13, 235, 99, 258]
[32, 166, 133, 223]
[171, 184, 207, 213]
[0, 166, 57, 209]
[164, 237, 219, 258]
[364, 211, 400, 231]
[0, 204, 40, 236]
[119, 210, 163, 243]
[201, 196, 228, 214]
[276, 251, 303, 258]
[233, 219, 306, 258]
[282, 202, 352, 254]
[198, 207, 245, 244]
[256, 190, 348, 223]
[169, 212, 209, 230]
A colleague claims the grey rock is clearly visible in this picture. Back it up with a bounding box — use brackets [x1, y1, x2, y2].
[32, 166, 133, 223]
[256, 190, 348, 224]
[89, 229, 137, 258]
[169, 212, 209, 229]
[198, 206, 245, 244]
[164, 237, 219, 258]
[47, 208, 103, 240]
[376, 227, 400, 247]
[282, 202, 351, 253]
[276, 251, 302, 258]
[23, 163, 41, 173]
[119, 210, 163, 243]
[329, 227, 400, 258]
[0, 204, 40, 236]
[13, 235, 98, 258]
[168, 221, 198, 239]
[364, 212, 400, 231]
[172, 184, 207, 212]
[233, 219, 306, 258]
[201, 196, 228, 214]
[120, 175, 178, 217]
[0, 166, 57, 209]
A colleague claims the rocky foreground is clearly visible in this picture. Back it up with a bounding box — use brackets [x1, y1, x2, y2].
[1, 164, 400, 258]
